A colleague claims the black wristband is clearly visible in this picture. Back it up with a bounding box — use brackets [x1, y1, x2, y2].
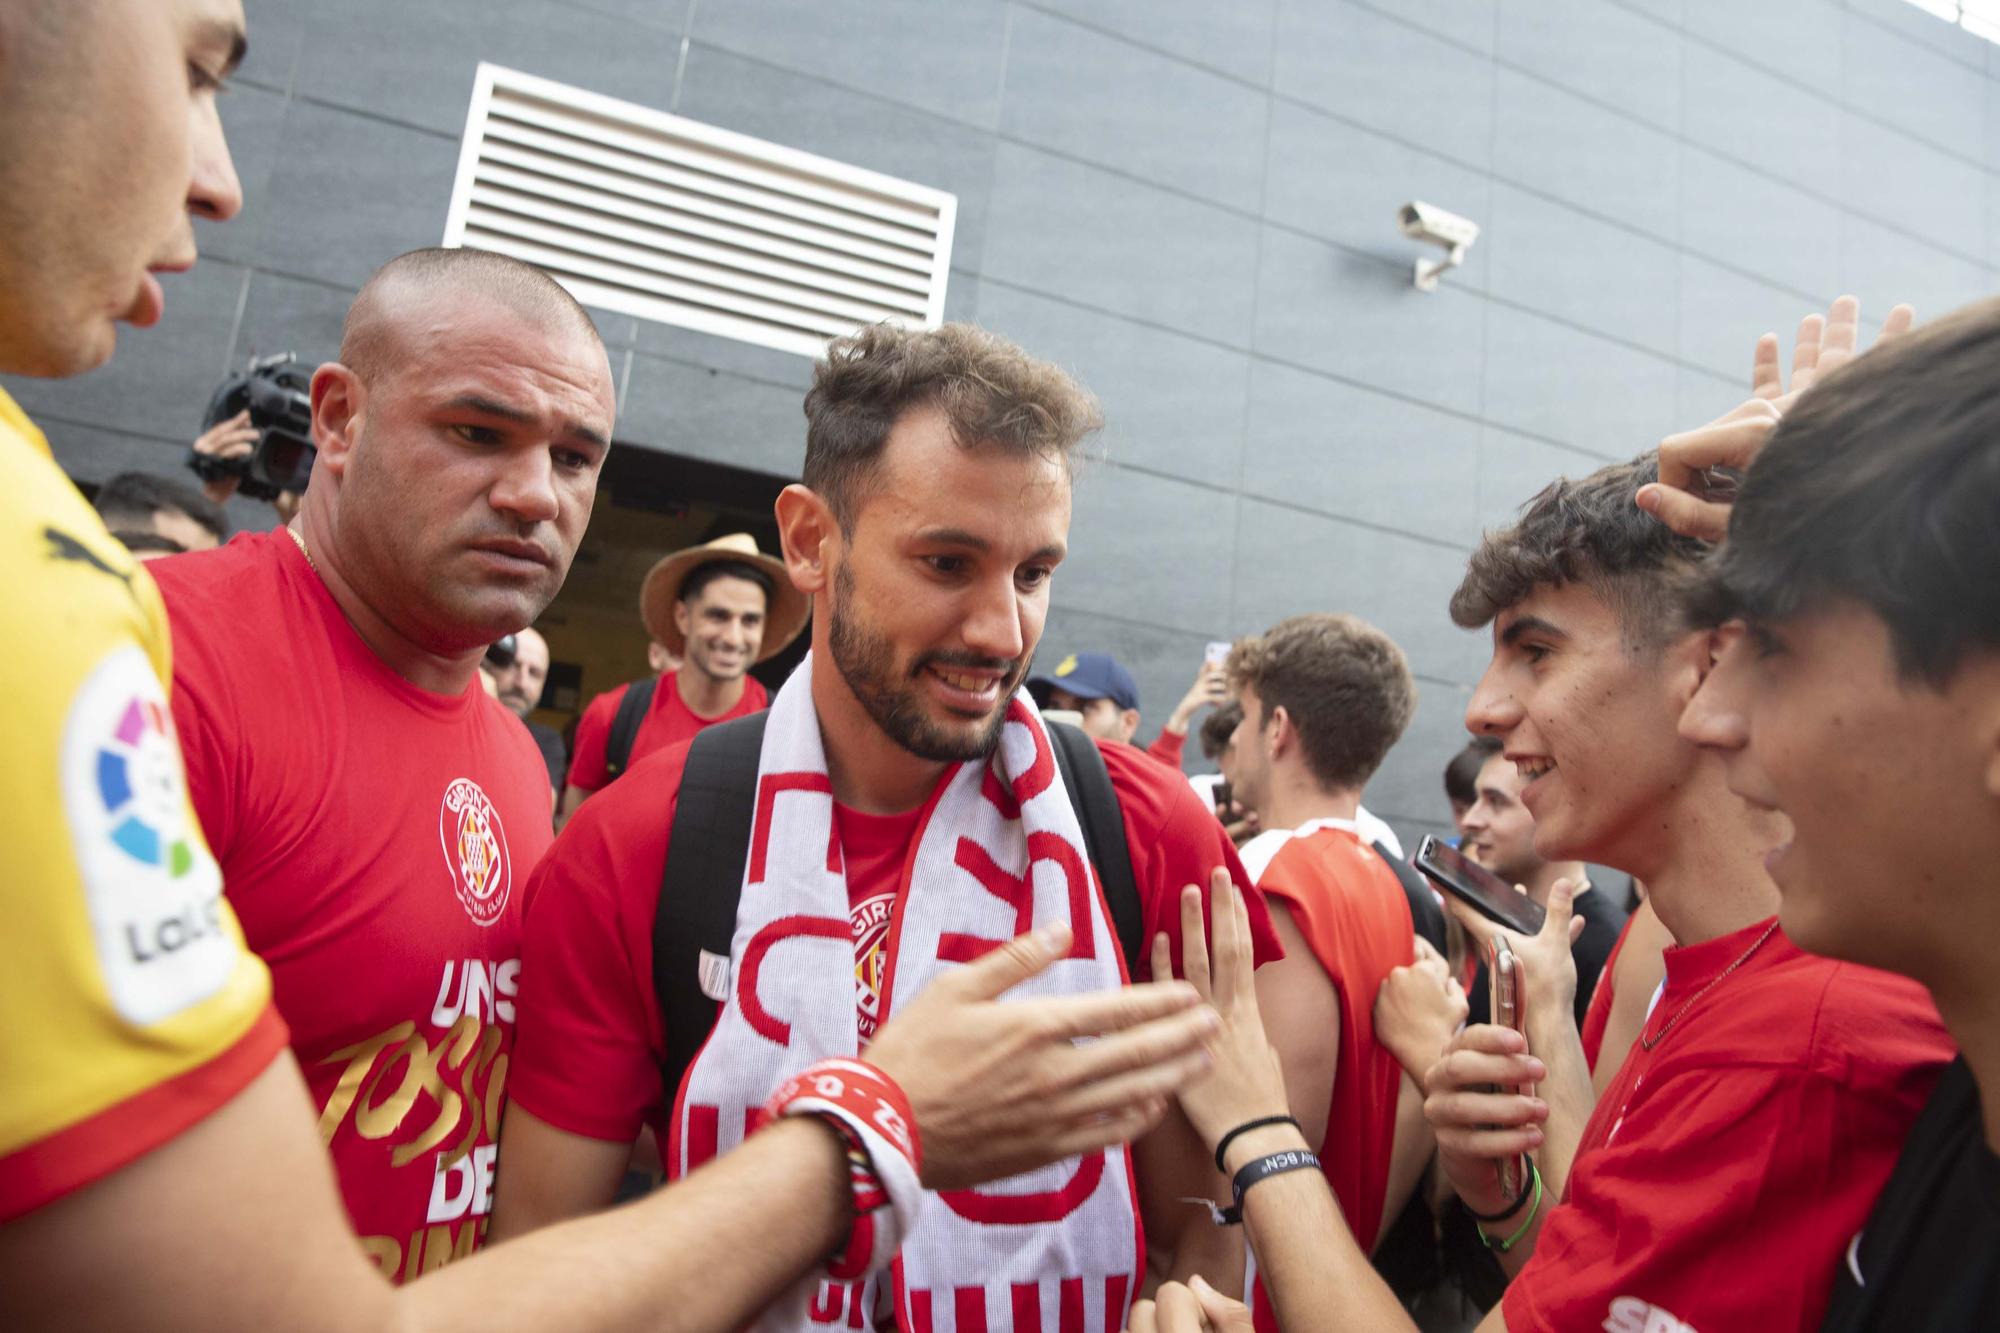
[1216, 1148, 1321, 1225]
[1212, 1115, 1301, 1174]
[1461, 1160, 1536, 1223]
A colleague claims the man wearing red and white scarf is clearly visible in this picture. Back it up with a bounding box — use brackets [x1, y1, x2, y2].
[496, 322, 1288, 1330]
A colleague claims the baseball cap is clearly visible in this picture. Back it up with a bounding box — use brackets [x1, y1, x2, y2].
[1029, 652, 1139, 712]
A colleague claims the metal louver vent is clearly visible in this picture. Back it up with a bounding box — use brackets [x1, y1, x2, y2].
[443, 64, 957, 358]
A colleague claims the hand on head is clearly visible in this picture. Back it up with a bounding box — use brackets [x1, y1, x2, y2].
[864, 921, 1219, 1190]
[1636, 296, 1915, 542]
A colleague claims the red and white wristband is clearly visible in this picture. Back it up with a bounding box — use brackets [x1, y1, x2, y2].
[761, 1058, 924, 1279]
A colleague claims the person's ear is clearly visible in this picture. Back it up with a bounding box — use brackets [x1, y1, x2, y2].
[1267, 704, 1294, 760]
[1118, 708, 1140, 743]
[775, 484, 836, 595]
[674, 598, 692, 639]
[1662, 625, 1720, 711]
[309, 363, 366, 479]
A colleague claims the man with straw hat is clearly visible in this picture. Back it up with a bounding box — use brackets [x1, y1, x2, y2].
[561, 532, 809, 819]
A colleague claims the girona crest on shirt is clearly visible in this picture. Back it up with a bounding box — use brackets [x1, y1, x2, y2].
[439, 777, 510, 928]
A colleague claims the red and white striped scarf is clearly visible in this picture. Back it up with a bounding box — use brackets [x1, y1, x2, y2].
[670, 653, 1143, 1332]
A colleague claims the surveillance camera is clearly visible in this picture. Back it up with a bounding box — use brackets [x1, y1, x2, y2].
[1397, 201, 1479, 291]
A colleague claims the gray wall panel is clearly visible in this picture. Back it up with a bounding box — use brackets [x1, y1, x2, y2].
[1255, 229, 1488, 416]
[1843, 15, 1989, 161]
[983, 144, 1261, 345]
[1840, 214, 1996, 322]
[293, 0, 679, 137]
[1496, 0, 1682, 133]
[689, 0, 1009, 128]
[1272, 2, 1496, 168]
[1480, 304, 1676, 458]
[247, 102, 460, 291]
[975, 283, 1251, 491]
[1231, 499, 1473, 685]
[1060, 465, 1237, 635]
[1682, 0, 1842, 88]
[1000, 7, 1269, 210]
[1241, 360, 1482, 536]
[1681, 42, 1844, 199]
[1022, 0, 1280, 84]
[1678, 147, 1842, 299]
[1490, 69, 1681, 239]
[1484, 185, 1681, 356]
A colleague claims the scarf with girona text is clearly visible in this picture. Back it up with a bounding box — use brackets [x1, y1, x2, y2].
[670, 653, 1143, 1332]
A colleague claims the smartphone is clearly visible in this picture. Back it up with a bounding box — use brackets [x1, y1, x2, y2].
[1205, 640, 1233, 669]
[1415, 835, 1546, 936]
[1212, 778, 1233, 815]
[1489, 940, 1530, 1199]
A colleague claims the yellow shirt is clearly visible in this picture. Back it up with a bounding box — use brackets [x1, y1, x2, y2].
[0, 387, 283, 1220]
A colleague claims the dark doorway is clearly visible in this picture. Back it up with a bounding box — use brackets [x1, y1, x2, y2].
[530, 444, 806, 736]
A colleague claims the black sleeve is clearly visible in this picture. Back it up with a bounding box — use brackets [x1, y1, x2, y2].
[1371, 840, 1446, 956]
[1568, 889, 1626, 1030]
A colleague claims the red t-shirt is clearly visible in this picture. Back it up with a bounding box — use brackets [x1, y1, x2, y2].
[1246, 825, 1413, 1332]
[565, 674, 769, 792]
[1579, 909, 1636, 1074]
[151, 532, 555, 1282]
[512, 735, 1282, 1147]
[1144, 728, 1185, 769]
[1504, 919, 1953, 1332]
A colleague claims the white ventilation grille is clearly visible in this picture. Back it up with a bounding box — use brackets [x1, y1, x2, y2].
[443, 64, 957, 358]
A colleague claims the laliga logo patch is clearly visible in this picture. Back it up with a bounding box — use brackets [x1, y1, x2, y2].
[62, 647, 235, 1025]
[439, 777, 511, 928]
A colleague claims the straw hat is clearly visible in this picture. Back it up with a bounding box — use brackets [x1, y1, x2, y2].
[638, 532, 809, 664]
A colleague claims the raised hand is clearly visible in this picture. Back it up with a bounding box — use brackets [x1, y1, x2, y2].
[1150, 870, 1290, 1155]
[863, 922, 1219, 1189]
[1638, 296, 1915, 541]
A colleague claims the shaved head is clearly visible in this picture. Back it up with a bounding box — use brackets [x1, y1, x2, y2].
[340, 247, 602, 386]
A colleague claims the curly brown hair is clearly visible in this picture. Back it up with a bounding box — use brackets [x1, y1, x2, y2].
[1449, 454, 1710, 656]
[1227, 614, 1416, 792]
[802, 322, 1103, 529]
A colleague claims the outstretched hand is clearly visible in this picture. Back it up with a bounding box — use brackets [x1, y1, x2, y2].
[1151, 868, 1289, 1155]
[866, 921, 1219, 1189]
[1636, 295, 1915, 541]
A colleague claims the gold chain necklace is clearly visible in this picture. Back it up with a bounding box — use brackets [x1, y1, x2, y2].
[286, 525, 318, 575]
[1640, 919, 1781, 1051]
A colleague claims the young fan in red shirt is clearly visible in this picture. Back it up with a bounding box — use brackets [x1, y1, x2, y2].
[1137, 318, 1952, 1333]
[560, 532, 806, 817]
[496, 322, 1288, 1329]
[1438, 437, 1949, 1333]
[1223, 614, 1428, 1331]
[150, 247, 618, 1280]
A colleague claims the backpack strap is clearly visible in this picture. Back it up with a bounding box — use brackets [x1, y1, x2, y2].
[604, 677, 657, 782]
[1372, 840, 1448, 957]
[652, 712, 769, 1108]
[1046, 722, 1144, 977]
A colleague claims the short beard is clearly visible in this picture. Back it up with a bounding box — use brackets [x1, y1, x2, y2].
[827, 563, 1020, 763]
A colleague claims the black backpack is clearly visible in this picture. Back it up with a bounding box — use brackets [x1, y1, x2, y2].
[650, 714, 1144, 1097]
[602, 678, 659, 782]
